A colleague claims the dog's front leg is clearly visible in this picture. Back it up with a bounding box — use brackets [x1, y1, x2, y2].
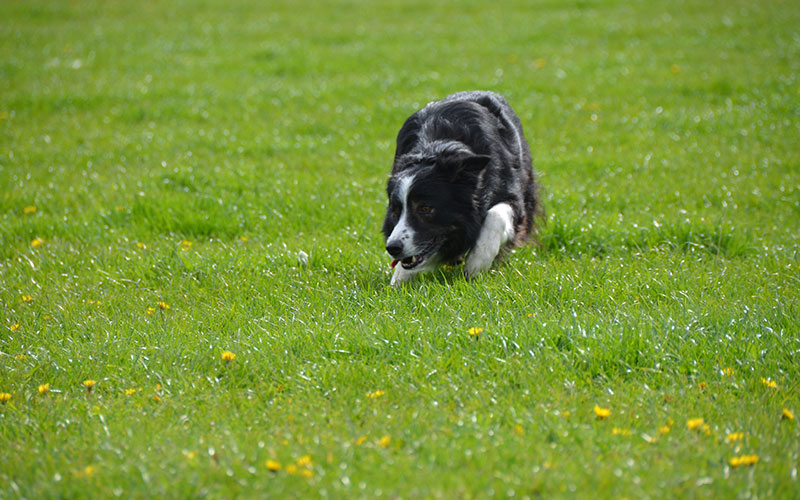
[390, 265, 418, 286]
[465, 203, 515, 278]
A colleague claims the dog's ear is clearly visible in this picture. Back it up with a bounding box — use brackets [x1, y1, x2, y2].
[437, 150, 491, 177]
[460, 153, 492, 174]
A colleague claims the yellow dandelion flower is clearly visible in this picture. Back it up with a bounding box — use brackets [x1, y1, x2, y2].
[82, 465, 97, 477]
[702, 424, 712, 436]
[760, 377, 777, 389]
[83, 379, 96, 391]
[378, 435, 391, 447]
[0, 392, 11, 403]
[157, 301, 170, 310]
[31, 237, 44, 248]
[146, 307, 156, 315]
[612, 427, 631, 436]
[265, 460, 281, 472]
[355, 436, 367, 446]
[698, 381, 707, 391]
[366, 390, 385, 399]
[594, 405, 611, 419]
[726, 432, 744, 442]
[21, 295, 33, 303]
[687, 418, 704, 430]
[468, 327, 484, 337]
[15, 354, 27, 361]
[124, 388, 137, 396]
[285, 464, 298, 475]
[240, 236, 249, 243]
[722, 367, 734, 377]
[183, 450, 197, 460]
[296, 455, 313, 467]
[10, 323, 20, 332]
[729, 454, 759, 467]
[514, 424, 525, 435]
[658, 425, 671, 435]
[23, 205, 37, 215]
[152, 394, 162, 403]
[300, 468, 313, 478]
[180, 240, 193, 250]
[221, 351, 236, 363]
[782, 408, 794, 421]
[38, 383, 50, 395]
[136, 242, 146, 249]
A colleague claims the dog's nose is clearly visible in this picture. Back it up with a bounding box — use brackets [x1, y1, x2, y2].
[386, 241, 404, 258]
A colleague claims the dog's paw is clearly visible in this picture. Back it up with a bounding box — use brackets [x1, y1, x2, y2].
[464, 242, 498, 278]
[390, 266, 415, 286]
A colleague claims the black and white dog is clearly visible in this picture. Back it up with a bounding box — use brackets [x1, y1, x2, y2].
[382, 91, 541, 286]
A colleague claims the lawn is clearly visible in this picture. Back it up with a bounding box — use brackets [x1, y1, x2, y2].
[1, 0, 799, 498]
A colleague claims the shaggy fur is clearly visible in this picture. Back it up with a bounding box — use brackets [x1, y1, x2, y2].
[382, 91, 542, 285]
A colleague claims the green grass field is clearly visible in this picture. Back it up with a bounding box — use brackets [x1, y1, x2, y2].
[2, 0, 799, 497]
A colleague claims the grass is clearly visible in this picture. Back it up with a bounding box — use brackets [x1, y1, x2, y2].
[1, 0, 799, 497]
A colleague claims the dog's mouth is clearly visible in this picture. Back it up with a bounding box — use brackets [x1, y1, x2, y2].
[390, 254, 426, 270]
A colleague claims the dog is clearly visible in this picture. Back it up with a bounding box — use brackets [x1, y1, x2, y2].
[382, 91, 541, 286]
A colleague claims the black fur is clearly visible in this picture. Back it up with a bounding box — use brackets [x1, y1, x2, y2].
[382, 91, 542, 269]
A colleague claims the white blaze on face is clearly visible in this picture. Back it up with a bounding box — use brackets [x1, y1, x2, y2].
[387, 174, 418, 257]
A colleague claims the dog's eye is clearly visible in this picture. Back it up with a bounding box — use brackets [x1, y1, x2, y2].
[417, 205, 434, 216]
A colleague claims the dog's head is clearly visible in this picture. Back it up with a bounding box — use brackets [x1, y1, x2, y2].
[382, 144, 490, 270]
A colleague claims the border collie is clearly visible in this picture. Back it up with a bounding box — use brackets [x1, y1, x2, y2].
[382, 91, 542, 286]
